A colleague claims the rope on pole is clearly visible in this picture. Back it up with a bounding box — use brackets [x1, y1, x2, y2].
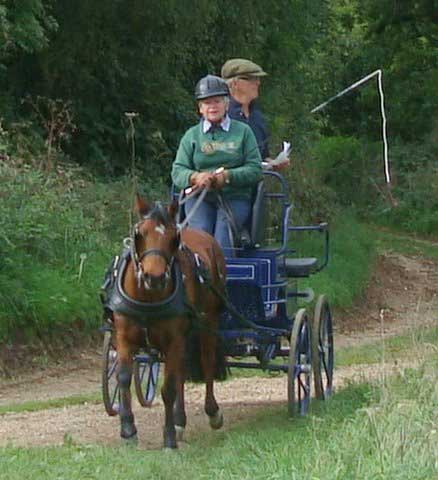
[311, 69, 391, 185]
[125, 112, 139, 229]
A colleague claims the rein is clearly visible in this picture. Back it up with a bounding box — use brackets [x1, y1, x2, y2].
[177, 187, 241, 246]
[177, 187, 209, 230]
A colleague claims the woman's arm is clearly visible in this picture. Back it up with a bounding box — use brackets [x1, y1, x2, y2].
[171, 132, 196, 189]
[227, 127, 263, 187]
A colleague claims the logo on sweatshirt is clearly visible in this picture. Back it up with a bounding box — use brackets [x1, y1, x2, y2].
[201, 141, 237, 155]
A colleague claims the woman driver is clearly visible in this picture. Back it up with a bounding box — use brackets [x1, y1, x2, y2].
[171, 75, 262, 253]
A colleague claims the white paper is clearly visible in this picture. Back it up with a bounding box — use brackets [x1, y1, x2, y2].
[269, 141, 291, 165]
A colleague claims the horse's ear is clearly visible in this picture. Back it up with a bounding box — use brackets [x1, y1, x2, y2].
[168, 199, 179, 221]
[135, 194, 150, 217]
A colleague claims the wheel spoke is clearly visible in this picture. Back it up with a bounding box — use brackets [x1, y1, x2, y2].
[298, 375, 309, 393]
[108, 359, 118, 379]
[139, 363, 148, 383]
[110, 383, 119, 406]
[321, 355, 330, 379]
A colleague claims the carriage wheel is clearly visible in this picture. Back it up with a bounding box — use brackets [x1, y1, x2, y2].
[311, 295, 334, 400]
[133, 357, 160, 407]
[102, 330, 120, 416]
[287, 308, 312, 416]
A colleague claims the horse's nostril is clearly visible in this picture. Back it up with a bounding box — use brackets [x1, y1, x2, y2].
[145, 272, 166, 289]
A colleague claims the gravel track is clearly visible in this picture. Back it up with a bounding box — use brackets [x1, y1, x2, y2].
[0, 252, 436, 449]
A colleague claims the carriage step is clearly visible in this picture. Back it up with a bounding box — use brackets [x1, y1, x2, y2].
[283, 258, 318, 277]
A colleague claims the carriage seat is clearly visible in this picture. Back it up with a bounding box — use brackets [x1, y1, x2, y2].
[283, 257, 318, 277]
[238, 180, 266, 249]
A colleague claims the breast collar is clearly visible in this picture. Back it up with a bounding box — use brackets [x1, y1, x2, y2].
[104, 248, 190, 325]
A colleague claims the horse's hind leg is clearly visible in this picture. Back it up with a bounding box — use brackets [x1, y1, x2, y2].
[116, 320, 138, 444]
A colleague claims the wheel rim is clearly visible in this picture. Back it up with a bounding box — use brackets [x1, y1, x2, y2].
[312, 295, 334, 400]
[102, 331, 120, 416]
[288, 308, 312, 416]
[134, 358, 160, 407]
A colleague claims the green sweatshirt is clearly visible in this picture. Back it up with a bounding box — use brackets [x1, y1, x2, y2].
[171, 119, 262, 200]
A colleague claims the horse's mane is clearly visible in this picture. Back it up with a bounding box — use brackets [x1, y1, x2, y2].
[143, 202, 174, 226]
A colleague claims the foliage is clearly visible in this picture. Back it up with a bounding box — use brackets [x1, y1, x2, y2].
[305, 0, 438, 234]
[0, 158, 167, 344]
[0, 0, 56, 59]
[371, 141, 438, 235]
[0, 1, 327, 178]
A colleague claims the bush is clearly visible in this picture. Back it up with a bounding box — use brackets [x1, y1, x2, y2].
[0, 159, 167, 343]
[310, 135, 382, 208]
[370, 141, 438, 236]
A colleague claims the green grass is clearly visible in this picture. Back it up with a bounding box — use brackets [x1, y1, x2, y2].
[372, 226, 438, 260]
[1, 363, 436, 480]
[292, 211, 376, 309]
[336, 326, 438, 367]
[0, 393, 101, 416]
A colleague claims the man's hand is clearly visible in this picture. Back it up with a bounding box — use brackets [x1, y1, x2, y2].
[265, 156, 290, 172]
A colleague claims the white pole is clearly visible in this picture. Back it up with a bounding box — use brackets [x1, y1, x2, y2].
[311, 69, 391, 184]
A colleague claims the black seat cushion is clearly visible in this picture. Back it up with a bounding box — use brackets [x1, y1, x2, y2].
[283, 257, 318, 277]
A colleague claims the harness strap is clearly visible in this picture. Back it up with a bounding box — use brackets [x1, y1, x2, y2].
[138, 248, 171, 264]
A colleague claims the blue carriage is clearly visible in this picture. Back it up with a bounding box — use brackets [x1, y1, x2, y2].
[101, 170, 334, 417]
[218, 170, 333, 415]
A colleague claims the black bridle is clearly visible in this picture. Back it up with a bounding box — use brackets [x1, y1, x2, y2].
[130, 205, 177, 291]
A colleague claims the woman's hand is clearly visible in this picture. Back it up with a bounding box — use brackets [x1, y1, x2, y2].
[212, 169, 230, 189]
[190, 171, 215, 189]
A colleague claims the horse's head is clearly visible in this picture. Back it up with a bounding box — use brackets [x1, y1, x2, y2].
[132, 194, 180, 292]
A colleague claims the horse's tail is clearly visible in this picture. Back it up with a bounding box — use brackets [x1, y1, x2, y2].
[185, 330, 227, 382]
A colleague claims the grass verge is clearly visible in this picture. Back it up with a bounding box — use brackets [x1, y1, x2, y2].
[336, 326, 438, 368]
[294, 211, 377, 309]
[372, 226, 438, 260]
[0, 393, 101, 416]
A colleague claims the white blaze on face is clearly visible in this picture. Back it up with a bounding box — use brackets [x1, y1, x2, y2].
[155, 224, 166, 236]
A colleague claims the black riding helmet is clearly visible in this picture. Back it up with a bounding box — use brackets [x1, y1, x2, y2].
[195, 75, 229, 100]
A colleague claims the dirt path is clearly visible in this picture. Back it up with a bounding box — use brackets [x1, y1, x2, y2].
[0, 252, 436, 449]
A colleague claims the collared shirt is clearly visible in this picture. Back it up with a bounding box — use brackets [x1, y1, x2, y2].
[202, 115, 231, 133]
[228, 97, 270, 159]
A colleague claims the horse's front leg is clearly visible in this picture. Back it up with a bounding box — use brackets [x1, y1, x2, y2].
[200, 327, 224, 430]
[116, 322, 138, 444]
[162, 333, 185, 449]
[173, 377, 186, 442]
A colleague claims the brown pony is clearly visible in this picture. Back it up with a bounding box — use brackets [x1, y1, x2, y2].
[112, 195, 226, 449]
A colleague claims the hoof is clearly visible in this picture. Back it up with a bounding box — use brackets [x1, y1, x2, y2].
[162, 446, 178, 453]
[175, 425, 185, 442]
[121, 433, 138, 447]
[209, 410, 224, 430]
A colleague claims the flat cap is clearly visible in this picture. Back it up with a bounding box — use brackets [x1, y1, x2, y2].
[221, 58, 267, 80]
